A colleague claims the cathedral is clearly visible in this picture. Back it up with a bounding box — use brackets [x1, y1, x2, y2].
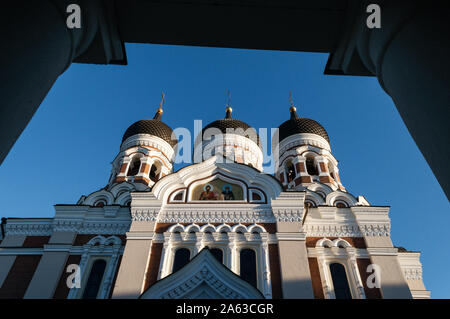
[0, 98, 429, 299]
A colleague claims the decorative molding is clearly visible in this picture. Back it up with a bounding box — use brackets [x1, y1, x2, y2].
[194, 133, 264, 171]
[304, 224, 363, 237]
[52, 220, 84, 232]
[131, 209, 160, 221]
[358, 224, 391, 237]
[303, 223, 390, 237]
[120, 134, 175, 163]
[77, 222, 130, 234]
[4, 221, 53, 236]
[403, 268, 423, 281]
[366, 247, 398, 256]
[157, 209, 275, 223]
[275, 232, 306, 241]
[397, 252, 425, 281]
[307, 247, 369, 258]
[4, 218, 131, 237]
[275, 133, 332, 155]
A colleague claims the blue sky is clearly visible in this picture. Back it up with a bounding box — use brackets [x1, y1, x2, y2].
[0, 43, 448, 298]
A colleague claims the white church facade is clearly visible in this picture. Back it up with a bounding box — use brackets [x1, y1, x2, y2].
[0, 100, 429, 299]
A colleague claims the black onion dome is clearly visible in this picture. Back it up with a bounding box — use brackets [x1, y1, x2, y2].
[203, 118, 253, 135]
[122, 109, 177, 147]
[200, 107, 260, 147]
[278, 107, 330, 143]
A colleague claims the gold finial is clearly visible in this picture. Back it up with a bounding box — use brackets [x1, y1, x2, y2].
[289, 90, 296, 113]
[226, 90, 232, 110]
[157, 92, 165, 114]
[225, 90, 232, 117]
[153, 92, 165, 120]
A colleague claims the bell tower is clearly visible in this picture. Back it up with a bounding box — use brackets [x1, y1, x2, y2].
[109, 98, 178, 188]
[273, 97, 345, 192]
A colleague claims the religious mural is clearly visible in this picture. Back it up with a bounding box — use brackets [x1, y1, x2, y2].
[191, 179, 244, 201]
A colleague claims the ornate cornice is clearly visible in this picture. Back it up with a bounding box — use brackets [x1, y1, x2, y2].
[272, 208, 303, 222]
[52, 220, 84, 233]
[131, 209, 160, 221]
[4, 219, 130, 236]
[303, 223, 390, 237]
[77, 222, 130, 234]
[120, 134, 175, 162]
[403, 268, 423, 281]
[5, 222, 53, 236]
[157, 209, 275, 223]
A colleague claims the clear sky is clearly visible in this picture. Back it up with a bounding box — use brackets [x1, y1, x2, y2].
[0, 43, 448, 298]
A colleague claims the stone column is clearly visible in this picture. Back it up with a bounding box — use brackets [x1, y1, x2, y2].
[294, 156, 312, 185]
[260, 236, 272, 299]
[192, 233, 204, 256]
[98, 244, 122, 299]
[24, 231, 76, 299]
[227, 233, 238, 274]
[347, 248, 366, 299]
[316, 156, 333, 185]
[111, 221, 155, 299]
[135, 157, 153, 185]
[0, 1, 101, 164]
[116, 157, 131, 182]
[276, 222, 314, 299]
[316, 252, 333, 299]
[356, 0, 450, 198]
[157, 235, 172, 280]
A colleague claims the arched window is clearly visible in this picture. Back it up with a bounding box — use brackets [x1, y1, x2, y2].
[305, 200, 316, 208]
[329, 263, 352, 299]
[172, 248, 190, 273]
[306, 156, 318, 176]
[173, 192, 183, 201]
[127, 157, 141, 176]
[330, 172, 336, 180]
[240, 249, 257, 288]
[327, 161, 333, 175]
[285, 160, 295, 183]
[149, 165, 158, 182]
[149, 161, 162, 182]
[252, 192, 261, 201]
[94, 200, 106, 207]
[335, 201, 348, 208]
[209, 248, 223, 263]
[82, 259, 107, 299]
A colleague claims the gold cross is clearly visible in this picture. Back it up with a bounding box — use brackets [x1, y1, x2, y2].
[289, 90, 294, 107]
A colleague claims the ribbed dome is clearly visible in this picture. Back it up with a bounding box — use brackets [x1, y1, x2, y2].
[122, 109, 177, 148]
[200, 107, 260, 147]
[278, 107, 330, 143]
